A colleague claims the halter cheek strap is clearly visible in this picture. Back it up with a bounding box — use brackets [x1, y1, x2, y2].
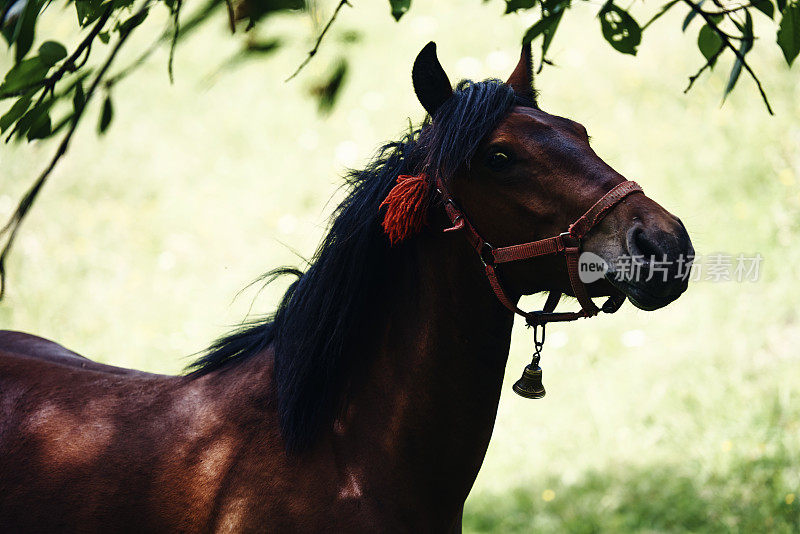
[436, 178, 644, 327]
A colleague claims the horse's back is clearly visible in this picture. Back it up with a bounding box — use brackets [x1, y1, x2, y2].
[0, 330, 172, 480]
[0, 330, 160, 376]
[0, 331, 212, 531]
[0, 337, 379, 531]
[0, 331, 173, 452]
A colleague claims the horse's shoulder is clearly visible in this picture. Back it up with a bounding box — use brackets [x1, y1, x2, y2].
[0, 330, 159, 377]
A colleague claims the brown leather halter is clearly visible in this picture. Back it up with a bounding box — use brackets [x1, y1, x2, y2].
[435, 178, 644, 398]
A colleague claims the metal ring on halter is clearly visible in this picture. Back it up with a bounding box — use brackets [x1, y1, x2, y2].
[533, 323, 545, 353]
[525, 311, 548, 328]
[478, 243, 495, 267]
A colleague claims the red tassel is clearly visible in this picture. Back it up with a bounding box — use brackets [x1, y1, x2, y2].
[380, 174, 431, 245]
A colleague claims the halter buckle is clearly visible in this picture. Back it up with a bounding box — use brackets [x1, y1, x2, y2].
[479, 242, 495, 267]
[558, 231, 579, 250]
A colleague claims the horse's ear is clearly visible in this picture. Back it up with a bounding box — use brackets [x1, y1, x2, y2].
[412, 42, 453, 118]
[506, 42, 535, 101]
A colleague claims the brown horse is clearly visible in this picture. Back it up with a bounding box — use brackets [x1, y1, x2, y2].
[0, 43, 692, 532]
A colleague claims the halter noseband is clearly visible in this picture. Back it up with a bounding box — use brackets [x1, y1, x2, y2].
[435, 178, 644, 399]
[436, 178, 643, 326]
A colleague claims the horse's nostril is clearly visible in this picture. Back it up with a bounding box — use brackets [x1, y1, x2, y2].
[629, 227, 663, 260]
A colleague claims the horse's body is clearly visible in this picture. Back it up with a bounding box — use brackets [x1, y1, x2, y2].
[0, 334, 345, 532]
[0, 229, 512, 532]
[0, 43, 692, 532]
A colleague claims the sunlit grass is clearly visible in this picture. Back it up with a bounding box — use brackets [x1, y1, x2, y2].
[2, 0, 799, 531]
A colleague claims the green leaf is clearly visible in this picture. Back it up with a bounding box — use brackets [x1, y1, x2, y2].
[541, 10, 564, 57]
[2, 0, 23, 45]
[117, 9, 149, 34]
[310, 60, 348, 114]
[522, 14, 559, 44]
[389, 0, 411, 21]
[72, 81, 85, 114]
[682, 0, 704, 32]
[777, 1, 800, 65]
[521, 0, 568, 60]
[753, 0, 775, 18]
[75, 0, 104, 25]
[599, 2, 642, 55]
[1, 1, 19, 46]
[726, 58, 744, 96]
[244, 38, 282, 55]
[13, 99, 50, 140]
[0, 95, 31, 132]
[697, 24, 723, 67]
[0, 57, 48, 95]
[98, 31, 110, 44]
[505, 0, 536, 14]
[13, 107, 38, 139]
[13, 0, 39, 63]
[98, 95, 112, 133]
[522, 8, 564, 62]
[725, 11, 753, 98]
[26, 110, 50, 140]
[37, 41, 67, 66]
[778, 0, 787, 12]
[238, 0, 302, 25]
[540, 0, 566, 18]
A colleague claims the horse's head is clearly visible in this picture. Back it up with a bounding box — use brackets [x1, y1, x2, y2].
[412, 43, 693, 311]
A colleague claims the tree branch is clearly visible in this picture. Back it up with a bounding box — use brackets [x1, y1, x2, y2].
[681, 0, 773, 114]
[105, 0, 223, 89]
[684, 45, 724, 93]
[224, 0, 236, 33]
[0, 1, 152, 300]
[168, 0, 182, 83]
[0, 6, 112, 100]
[285, 0, 350, 82]
[2, 6, 112, 142]
[704, 1, 759, 16]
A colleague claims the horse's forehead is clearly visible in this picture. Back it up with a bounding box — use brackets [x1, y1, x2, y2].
[493, 106, 579, 137]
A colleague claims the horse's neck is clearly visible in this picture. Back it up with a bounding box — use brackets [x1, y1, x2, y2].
[332, 229, 516, 525]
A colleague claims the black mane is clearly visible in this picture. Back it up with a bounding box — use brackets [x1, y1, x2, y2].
[188, 79, 531, 452]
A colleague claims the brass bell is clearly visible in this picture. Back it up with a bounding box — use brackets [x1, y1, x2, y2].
[515, 322, 547, 399]
[512, 361, 546, 399]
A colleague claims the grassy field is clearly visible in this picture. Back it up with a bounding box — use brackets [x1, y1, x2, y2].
[2, 1, 799, 531]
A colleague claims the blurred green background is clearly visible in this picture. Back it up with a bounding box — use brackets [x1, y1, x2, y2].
[2, 1, 799, 532]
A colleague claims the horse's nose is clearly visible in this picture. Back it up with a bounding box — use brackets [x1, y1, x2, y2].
[628, 226, 666, 260]
[626, 220, 691, 262]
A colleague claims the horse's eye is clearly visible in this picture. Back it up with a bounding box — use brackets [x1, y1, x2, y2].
[486, 151, 512, 171]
